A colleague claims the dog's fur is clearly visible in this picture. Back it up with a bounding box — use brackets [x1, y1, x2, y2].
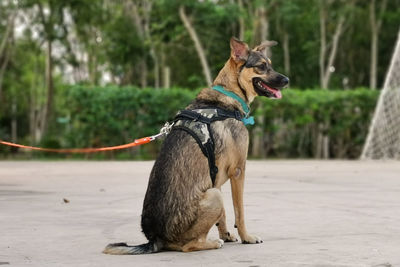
[103, 38, 289, 254]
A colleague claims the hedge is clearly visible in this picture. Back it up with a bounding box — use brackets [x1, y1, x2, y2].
[253, 89, 378, 158]
[1, 86, 379, 159]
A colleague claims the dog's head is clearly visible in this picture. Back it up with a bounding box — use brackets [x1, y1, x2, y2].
[230, 37, 289, 100]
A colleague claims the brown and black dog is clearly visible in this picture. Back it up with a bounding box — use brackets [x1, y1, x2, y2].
[103, 37, 289, 254]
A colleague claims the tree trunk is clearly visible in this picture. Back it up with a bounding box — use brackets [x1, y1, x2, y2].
[0, 11, 16, 58]
[142, 0, 159, 88]
[260, 7, 270, 56]
[0, 50, 10, 104]
[30, 53, 43, 144]
[160, 47, 170, 88]
[283, 31, 290, 76]
[319, 0, 327, 89]
[179, 6, 212, 86]
[370, 22, 378, 90]
[315, 123, 323, 158]
[11, 100, 17, 145]
[322, 16, 344, 89]
[29, 86, 36, 144]
[369, 0, 388, 89]
[125, 0, 160, 88]
[322, 119, 330, 159]
[127, 0, 143, 36]
[163, 66, 170, 88]
[0, 11, 16, 103]
[275, 3, 290, 76]
[41, 39, 54, 138]
[88, 51, 98, 85]
[36, 1, 55, 141]
[237, 0, 245, 40]
[319, 0, 345, 89]
[140, 59, 148, 88]
[152, 48, 160, 88]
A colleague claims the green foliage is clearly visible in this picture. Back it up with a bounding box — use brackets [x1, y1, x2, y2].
[1, 87, 378, 159]
[58, 86, 196, 159]
[1, 0, 397, 159]
[253, 88, 379, 158]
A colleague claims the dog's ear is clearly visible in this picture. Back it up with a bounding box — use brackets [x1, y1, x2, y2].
[254, 40, 278, 56]
[230, 37, 249, 62]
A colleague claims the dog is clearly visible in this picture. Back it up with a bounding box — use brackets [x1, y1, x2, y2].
[103, 37, 289, 254]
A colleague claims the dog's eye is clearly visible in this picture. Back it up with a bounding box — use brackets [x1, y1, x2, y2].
[257, 64, 267, 71]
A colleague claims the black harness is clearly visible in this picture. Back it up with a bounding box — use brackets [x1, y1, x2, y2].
[172, 108, 245, 186]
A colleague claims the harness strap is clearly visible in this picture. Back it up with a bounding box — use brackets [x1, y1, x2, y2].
[172, 125, 218, 184]
[173, 108, 242, 186]
[176, 110, 211, 123]
[175, 108, 243, 123]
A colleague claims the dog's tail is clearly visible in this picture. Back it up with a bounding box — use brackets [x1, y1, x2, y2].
[102, 240, 162, 255]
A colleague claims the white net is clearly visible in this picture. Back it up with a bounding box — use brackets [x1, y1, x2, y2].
[362, 29, 400, 159]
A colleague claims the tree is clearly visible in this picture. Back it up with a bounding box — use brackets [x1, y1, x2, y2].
[319, 0, 348, 89]
[317, 0, 356, 158]
[273, 1, 303, 77]
[122, 0, 156, 88]
[179, 5, 212, 86]
[17, 0, 73, 141]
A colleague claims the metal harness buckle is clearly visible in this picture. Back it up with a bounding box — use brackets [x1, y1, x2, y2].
[150, 122, 175, 141]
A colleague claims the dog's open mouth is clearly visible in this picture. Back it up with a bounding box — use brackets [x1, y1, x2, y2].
[252, 78, 282, 99]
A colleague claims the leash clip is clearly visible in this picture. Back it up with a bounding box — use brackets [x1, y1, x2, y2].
[150, 121, 174, 141]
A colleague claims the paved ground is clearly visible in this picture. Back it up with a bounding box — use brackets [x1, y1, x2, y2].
[0, 160, 400, 267]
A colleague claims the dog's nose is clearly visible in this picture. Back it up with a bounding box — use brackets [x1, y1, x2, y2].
[281, 76, 289, 86]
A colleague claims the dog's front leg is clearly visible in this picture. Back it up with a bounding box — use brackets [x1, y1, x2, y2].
[230, 167, 263, 244]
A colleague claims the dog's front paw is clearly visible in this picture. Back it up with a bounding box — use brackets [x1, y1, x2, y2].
[241, 234, 263, 244]
[220, 231, 238, 242]
[214, 239, 224, 249]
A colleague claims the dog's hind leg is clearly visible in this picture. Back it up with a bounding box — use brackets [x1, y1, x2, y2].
[178, 188, 225, 252]
[216, 208, 238, 242]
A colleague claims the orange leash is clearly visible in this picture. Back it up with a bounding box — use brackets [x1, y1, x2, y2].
[0, 137, 152, 153]
[0, 122, 174, 154]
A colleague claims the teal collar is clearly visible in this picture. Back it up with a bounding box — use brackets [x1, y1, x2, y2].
[212, 85, 254, 126]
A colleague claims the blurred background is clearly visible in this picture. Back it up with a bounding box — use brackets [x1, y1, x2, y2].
[0, 0, 399, 160]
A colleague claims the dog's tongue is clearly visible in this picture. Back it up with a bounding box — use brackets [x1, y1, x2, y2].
[274, 90, 282, 99]
[263, 83, 282, 99]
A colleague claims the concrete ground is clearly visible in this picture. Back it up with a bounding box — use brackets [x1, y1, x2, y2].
[0, 161, 399, 267]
